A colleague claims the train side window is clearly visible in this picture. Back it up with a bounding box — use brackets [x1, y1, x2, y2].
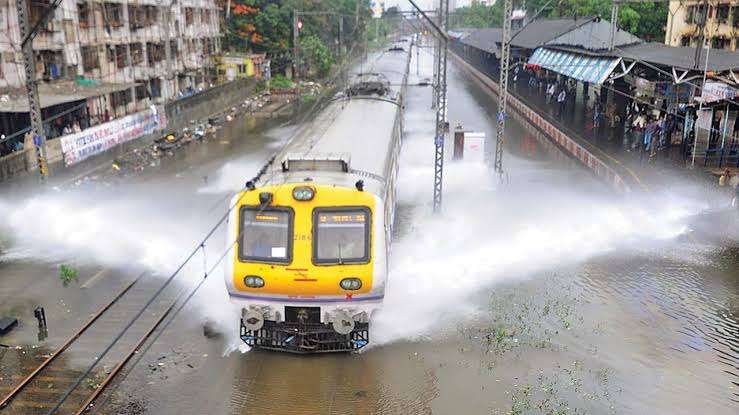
[239, 207, 293, 263]
[313, 208, 370, 264]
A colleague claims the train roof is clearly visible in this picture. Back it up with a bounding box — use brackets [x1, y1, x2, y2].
[260, 48, 411, 198]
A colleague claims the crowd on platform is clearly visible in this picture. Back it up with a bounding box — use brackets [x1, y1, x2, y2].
[513, 68, 706, 165]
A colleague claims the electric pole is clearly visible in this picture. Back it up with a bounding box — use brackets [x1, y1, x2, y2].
[17, 0, 61, 179]
[408, 0, 448, 212]
[494, 0, 512, 175]
[293, 11, 299, 79]
[693, 0, 709, 69]
[609, 1, 620, 51]
[432, 0, 448, 212]
[162, 2, 173, 98]
[431, 12, 439, 109]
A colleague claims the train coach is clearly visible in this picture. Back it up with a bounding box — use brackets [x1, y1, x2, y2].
[224, 44, 412, 353]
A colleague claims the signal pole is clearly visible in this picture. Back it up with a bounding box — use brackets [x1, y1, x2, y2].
[494, 0, 512, 175]
[293, 11, 299, 79]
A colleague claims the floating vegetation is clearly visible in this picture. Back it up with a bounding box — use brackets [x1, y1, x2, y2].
[497, 363, 617, 415]
[58, 264, 79, 287]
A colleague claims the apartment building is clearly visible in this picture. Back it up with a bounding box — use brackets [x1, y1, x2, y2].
[665, 1, 738, 50]
[0, 0, 221, 137]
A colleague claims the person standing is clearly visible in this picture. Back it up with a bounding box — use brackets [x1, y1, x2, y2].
[592, 101, 601, 139]
[557, 87, 566, 118]
[546, 82, 556, 104]
[719, 168, 731, 187]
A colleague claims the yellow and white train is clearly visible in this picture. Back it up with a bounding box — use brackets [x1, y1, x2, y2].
[225, 45, 411, 352]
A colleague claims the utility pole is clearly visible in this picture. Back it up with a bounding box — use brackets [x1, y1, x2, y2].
[162, 2, 173, 99]
[431, 11, 438, 109]
[293, 11, 299, 79]
[408, 0, 448, 212]
[432, 0, 448, 212]
[693, 0, 709, 69]
[416, 30, 420, 76]
[609, 1, 620, 51]
[17, 0, 61, 179]
[494, 0, 512, 175]
[338, 17, 343, 62]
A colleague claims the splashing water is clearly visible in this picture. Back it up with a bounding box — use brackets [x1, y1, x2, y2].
[0, 130, 711, 355]
[369, 132, 708, 347]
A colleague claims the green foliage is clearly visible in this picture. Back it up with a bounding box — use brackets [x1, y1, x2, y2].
[301, 92, 318, 105]
[270, 74, 294, 89]
[451, 2, 504, 28]
[225, 0, 374, 76]
[59, 264, 79, 287]
[300, 34, 334, 78]
[452, 0, 668, 41]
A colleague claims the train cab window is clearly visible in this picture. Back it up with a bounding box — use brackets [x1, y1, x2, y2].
[239, 208, 292, 263]
[313, 208, 370, 264]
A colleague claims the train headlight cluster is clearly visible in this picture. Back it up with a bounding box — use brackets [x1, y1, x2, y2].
[244, 275, 265, 288]
[292, 186, 315, 201]
[340, 278, 362, 290]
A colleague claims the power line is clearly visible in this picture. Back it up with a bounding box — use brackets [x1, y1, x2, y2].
[47, 24, 374, 412]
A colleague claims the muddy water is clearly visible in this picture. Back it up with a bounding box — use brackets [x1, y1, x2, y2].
[98, 49, 739, 414]
[1, 45, 738, 415]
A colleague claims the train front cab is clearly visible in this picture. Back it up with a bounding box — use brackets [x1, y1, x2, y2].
[227, 182, 387, 353]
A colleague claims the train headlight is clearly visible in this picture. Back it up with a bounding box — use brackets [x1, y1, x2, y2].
[292, 186, 315, 201]
[244, 275, 265, 288]
[340, 278, 362, 290]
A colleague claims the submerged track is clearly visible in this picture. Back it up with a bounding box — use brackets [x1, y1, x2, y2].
[0, 273, 176, 415]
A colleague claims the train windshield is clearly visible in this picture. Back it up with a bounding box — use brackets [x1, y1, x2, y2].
[240, 208, 291, 263]
[314, 209, 369, 264]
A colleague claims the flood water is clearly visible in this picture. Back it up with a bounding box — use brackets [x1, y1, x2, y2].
[1, 45, 738, 415]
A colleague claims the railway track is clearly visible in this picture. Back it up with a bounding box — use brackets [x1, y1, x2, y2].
[0, 273, 176, 415]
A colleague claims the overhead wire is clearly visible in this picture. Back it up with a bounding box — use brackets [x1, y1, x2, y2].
[44, 13, 375, 414]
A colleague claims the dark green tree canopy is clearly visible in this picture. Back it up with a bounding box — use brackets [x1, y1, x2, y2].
[452, 0, 668, 41]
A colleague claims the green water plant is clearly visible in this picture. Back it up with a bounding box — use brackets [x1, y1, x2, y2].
[59, 264, 79, 287]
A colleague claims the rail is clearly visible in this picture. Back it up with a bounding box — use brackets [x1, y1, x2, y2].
[0, 272, 176, 414]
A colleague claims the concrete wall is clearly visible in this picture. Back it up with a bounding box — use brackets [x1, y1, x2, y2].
[0, 78, 259, 182]
[165, 78, 258, 129]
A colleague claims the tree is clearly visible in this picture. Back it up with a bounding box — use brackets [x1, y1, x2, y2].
[453, 0, 667, 41]
[451, 2, 504, 28]
[224, 0, 374, 77]
[524, 0, 667, 41]
[300, 34, 334, 77]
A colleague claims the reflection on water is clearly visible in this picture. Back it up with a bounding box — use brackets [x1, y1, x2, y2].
[230, 351, 438, 415]
[576, 246, 739, 409]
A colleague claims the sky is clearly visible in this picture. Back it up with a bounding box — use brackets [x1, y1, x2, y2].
[379, 0, 474, 12]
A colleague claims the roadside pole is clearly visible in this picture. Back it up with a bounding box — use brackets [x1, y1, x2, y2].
[17, 0, 50, 178]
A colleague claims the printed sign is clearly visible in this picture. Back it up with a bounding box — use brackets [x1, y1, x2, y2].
[60, 106, 166, 166]
[700, 82, 738, 104]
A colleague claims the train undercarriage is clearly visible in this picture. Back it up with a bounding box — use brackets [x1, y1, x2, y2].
[240, 320, 370, 353]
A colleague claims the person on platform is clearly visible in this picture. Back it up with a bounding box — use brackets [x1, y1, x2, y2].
[556, 88, 566, 117]
[546, 82, 556, 104]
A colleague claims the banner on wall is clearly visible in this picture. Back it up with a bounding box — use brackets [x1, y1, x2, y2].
[700, 82, 738, 103]
[60, 106, 166, 166]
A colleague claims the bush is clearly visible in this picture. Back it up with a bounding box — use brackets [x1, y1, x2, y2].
[270, 75, 294, 89]
[301, 93, 318, 105]
[59, 264, 79, 287]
